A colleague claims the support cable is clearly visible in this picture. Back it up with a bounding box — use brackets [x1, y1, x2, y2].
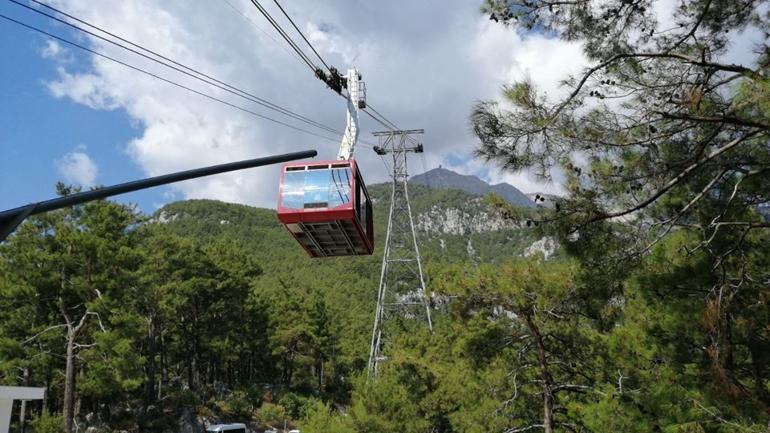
[366, 103, 420, 145]
[419, 152, 433, 189]
[13, 0, 343, 137]
[366, 104, 399, 130]
[270, 0, 330, 71]
[250, 0, 411, 145]
[219, 0, 305, 65]
[362, 109, 397, 131]
[250, 0, 317, 72]
[362, 107, 418, 145]
[0, 13, 340, 143]
[8, 1, 379, 148]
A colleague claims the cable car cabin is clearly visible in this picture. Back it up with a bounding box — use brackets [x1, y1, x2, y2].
[278, 160, 374, 257]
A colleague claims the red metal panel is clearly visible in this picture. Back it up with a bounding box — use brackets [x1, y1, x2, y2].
[277, 208, 354, 224]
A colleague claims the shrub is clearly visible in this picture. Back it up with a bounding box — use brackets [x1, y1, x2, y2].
[30, 412, 64, 433]
[226, 390, 252, 419]
[278, 392, 309, 419]
[253, 402, 287, 427]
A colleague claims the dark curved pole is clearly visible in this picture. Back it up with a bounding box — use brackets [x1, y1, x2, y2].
[0, 149, 317, 241]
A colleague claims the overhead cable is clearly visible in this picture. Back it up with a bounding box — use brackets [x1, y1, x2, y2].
[219, 0, 305, 65]
[0, 13, 340, 143]
[366, 104, 400, 130]
[249, 0, 415, 140]
[251, 0, 408, 136]
[362, 109, 396, 131]
[365, 103, 420, 145]
[249, 0, 317, 72]
[271, 0, 330, 71]
[14, 0, 343, 137]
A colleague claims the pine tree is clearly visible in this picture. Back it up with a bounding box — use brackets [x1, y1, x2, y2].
[474, 0, 770, 426]
[0, 187, 141, 433]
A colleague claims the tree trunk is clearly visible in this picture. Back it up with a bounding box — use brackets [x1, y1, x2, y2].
[64, 332, 76, 433]
[522, 312, 555, 433]
[314, 356, 325, 393]
[19, 397, 27, 433]
[159, 326, 166, 400]
[188, 356, 195, 391]
[145, 316, 157, 405]
[42, 378, 49, 415]
[19, 368, 29, 433]
[59, 292, 89, 433]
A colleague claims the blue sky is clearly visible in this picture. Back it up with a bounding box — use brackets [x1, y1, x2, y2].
[0, 10, 167, 213]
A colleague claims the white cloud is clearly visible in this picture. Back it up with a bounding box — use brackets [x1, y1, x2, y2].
[651, 0, 766, 67]
[38, 0, 760, 209]
[40, 39, 76, 64]
[47, 66, 121, 110]
[55, 146, 99, 187]
[40, 40, 62, 58]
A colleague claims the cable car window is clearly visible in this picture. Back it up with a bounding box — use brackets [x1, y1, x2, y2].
[303, 169, 329, 208]
[355, 180, 361, 219]
[360, 190, 370, 236]
[328, 167, 352, 208]
[282, 167, 353, 209]
[282, 171, 305, 209]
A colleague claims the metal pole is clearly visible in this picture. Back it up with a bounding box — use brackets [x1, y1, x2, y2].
[0, 150, 317, 241]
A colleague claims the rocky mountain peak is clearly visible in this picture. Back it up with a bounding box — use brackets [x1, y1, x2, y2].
[410, 167, 535, 207]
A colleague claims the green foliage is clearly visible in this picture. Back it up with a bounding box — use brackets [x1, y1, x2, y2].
[301, 400, 355, 433]
[503, 81, 537, 109]
[30, 413, 65, 433]
[253, 402, 287, 427]
[471, 1, 770, 431]
[348, 375, 430, 433]
[278, 392, 311, 419]
[222, 390, 253, 419]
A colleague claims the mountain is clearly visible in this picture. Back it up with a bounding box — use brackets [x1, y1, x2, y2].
[369, 182, 538, 262]
[154, 181, 540, 264]
[410, 167, 535, 207]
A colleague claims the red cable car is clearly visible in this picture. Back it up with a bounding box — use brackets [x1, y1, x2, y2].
[277, 159, 374, 257]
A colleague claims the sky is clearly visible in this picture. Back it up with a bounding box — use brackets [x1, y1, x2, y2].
[0, 0, 763, 213]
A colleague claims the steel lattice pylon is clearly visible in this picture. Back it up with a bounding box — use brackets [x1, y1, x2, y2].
[368, 129, 433, 378]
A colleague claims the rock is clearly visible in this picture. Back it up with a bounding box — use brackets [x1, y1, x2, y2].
[522, 237, 557, 260]
[415, 199, 520, 235]
[178, 408, 205, 433]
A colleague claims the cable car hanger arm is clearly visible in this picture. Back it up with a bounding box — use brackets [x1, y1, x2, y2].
[336, 68, 365, 160]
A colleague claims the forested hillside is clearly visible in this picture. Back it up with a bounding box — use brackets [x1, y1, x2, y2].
[0, 180, 540, 433]
[157, 181, 539, 264]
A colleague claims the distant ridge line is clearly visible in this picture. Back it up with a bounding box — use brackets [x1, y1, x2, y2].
[409, 167, 536, 208]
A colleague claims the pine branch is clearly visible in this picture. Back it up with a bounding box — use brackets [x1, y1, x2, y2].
[23, 324, 67, 344]
[588, 130, 763, 223]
